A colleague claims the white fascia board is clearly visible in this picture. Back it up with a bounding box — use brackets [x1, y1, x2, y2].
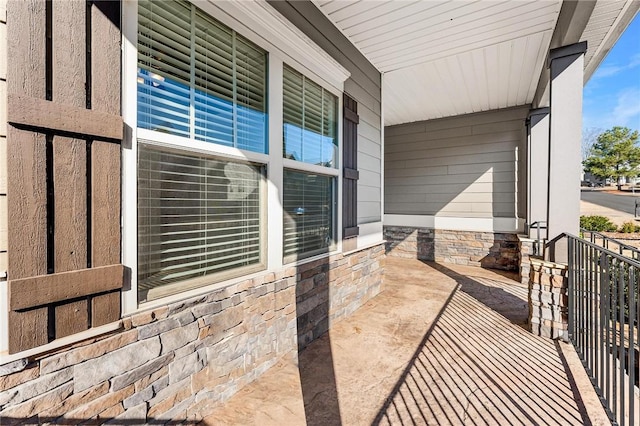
[195, 0, 350, 91]
[384, 215, 525, 233]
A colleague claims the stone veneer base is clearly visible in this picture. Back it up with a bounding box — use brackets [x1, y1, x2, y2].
[528, 258, 568, 341]
[0, 244, 385, 424]
[383, 226, 519, 271]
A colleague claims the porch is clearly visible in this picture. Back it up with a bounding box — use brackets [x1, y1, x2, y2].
[198, 257, 607, 425]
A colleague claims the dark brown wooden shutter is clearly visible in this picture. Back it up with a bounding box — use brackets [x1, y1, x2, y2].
[343, 94, 359, 239]
[6, 0, 124, 354]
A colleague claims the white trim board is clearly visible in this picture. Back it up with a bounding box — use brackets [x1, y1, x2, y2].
[384, 215, 525, 233]
[357, 221, 384, 249]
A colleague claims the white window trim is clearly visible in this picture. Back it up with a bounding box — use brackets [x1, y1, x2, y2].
[122, 0, 348, 315]
[195, 0, 350, 93]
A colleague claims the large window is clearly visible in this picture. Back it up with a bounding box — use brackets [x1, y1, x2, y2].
[137, 0, 268, 153]
[125, 0, 347, 306]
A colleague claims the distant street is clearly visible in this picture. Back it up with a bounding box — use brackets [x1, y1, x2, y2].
[581, 189, 639, 215]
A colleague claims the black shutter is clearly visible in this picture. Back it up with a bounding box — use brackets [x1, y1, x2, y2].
[343, 94, 359, 239]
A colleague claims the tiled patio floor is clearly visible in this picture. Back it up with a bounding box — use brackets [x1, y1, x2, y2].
[200, 257, 606, 425]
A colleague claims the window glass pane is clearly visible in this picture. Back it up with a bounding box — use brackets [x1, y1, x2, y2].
[283, 66, 338, 167]
[283, 170, 335, 260]
[137, 0, 191, 137]
[137, 0, 268, 153]
[138, 143, 264, 302]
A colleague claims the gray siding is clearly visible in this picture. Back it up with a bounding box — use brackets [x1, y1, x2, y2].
[385, 106, 529, 218]
[268, 0, 382, 224]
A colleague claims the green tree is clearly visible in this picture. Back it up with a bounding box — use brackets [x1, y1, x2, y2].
[583, 126, 640, 190]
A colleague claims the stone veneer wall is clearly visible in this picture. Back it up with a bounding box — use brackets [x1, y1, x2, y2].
[384, 226, 519, 271]
[0, 244, 384, 424]
[528, 258, 568, 341]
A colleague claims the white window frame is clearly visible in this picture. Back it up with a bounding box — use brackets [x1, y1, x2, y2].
[121, 0, 349, 314]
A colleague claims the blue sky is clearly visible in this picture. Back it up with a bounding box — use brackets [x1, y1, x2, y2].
[583, 13, 640, 133]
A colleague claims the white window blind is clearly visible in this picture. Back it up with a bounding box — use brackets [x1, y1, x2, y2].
[137, 0, 268, 153]
[283, 170, 336, 260]
[283, 65, 337, 167]
[138, 143, 264, 301]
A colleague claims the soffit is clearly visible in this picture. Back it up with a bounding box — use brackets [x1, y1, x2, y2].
[581, 0, 640, 82]
[313, 0, 636, 126]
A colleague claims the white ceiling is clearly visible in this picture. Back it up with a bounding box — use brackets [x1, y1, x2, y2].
[313, 0, 637, 126]
[582, 0, 637, 80]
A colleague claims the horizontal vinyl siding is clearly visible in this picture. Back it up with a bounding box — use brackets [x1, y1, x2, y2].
[267, 0, 382, 225]
[384, 106, 528, 218]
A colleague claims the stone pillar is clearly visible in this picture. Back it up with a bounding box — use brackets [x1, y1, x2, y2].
[518, 235, 535, 286]
[547, 41, 587, 263]
[529, 258, 568, 341]
[527, 108, 549, 240]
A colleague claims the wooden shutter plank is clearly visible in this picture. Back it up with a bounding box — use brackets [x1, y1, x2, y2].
[91, 142, 121, 267]
[6, 0, 47, 279]
[52, 0, 87, 274]
[53, 138, 87, 272]
[91, 291, 121, 327]
[7, 94, 123, 140]
[6, 129, 48, 279]
[6, 0, 49, 354]
[8, 310, 48, 352]
[9, 264, 124, 311]
[7, 0, 47, 99]
[55, 300, 89, 339]
[91, 0, 121, 116]
[91, 1, 122, 268]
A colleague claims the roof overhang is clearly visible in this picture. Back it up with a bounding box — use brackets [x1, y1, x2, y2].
[313, 0, 640, 126]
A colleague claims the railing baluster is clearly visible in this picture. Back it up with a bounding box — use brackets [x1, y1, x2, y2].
[580, 241, 585, 357]
[569, 238, 575, 342]
[627, 266, 635, 426]
[586, 246, 593, 375]
[613, 259, 618, 421]
[607, 255, 612, 412]
[618, 261, 625, 425]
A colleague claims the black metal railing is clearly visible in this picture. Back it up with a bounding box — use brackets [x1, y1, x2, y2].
[567, 234, 639, 426]
[530, 220, 547, 256]
[581, 228, 640, 262]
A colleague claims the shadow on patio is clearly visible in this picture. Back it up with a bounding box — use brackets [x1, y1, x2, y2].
[200, 257, 594, 425]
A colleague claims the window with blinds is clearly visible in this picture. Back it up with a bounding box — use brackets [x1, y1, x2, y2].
[283, 65, 338, 167]
[137, 143, 264, 301]
[283, 170, 336, 261]
[137, 0, 267, 153]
